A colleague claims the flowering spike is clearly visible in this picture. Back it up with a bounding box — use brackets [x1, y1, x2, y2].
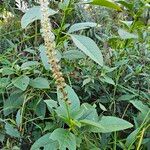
[39, 0, 68, 102]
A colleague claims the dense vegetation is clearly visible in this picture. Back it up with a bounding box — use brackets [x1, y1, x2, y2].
[0, 0, 149, 149]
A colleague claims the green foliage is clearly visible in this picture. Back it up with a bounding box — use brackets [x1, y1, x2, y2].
[21, 6, 57, 28]
[29, 77, 50, 89]
[50, 128, 76, 150]
[31, 133, 58, 150]
[0, 0, 149, 149]
[70, 34, 103, 66]
[86, 0, 122, 11]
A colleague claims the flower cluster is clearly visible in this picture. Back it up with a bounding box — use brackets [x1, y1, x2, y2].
[39, 0, 68, 101]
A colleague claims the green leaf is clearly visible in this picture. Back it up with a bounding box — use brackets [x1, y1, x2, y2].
[82, 78, 91, 86]
[12, 75, 30, 91]
[68, 22, 97, 33]
[117, 1, 133, 10]
[44, 99, 58, 112]
[50, 128, 76, 150]
[120, 20, 133, 28]
[31, 133, 58, 150]
[63, 50, 85, 60]
[70, 34, 103, 66]
[0, 77, 10, 93]
[130, 100, 149, 115]
[125, 128, 139, 147]
[118, 29, 138, 39]
[99, 103, 107, 111]
[4, 91, 24, 116]
[86, 0, 122, 11]
[78, 103, 98, 121]
[16, 109, 22, 127]
[57, 85, 80, 112]
[2, 67, 15, 76]
[21, 61, 39, 70]
[23, 48, 36, 54]
[80, 119, 104, 130]
[100, 76, 115, 85]
[35, 101, 46, 119]
[0, 133, 5, 143]
[39, 45, 51, 70]
[55, 106, 69, 120]
[30, 77, 50, 89]
[89, 116, 133, 133]
[5, 123, 20, 138]
[21, 6, 57, 28]
[118, 94, 136, 101]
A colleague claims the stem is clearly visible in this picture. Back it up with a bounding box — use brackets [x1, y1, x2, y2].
[136, 127, 145, 150]
[56, 0, 73, 44]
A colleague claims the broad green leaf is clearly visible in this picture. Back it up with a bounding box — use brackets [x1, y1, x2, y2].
[100, 76, 115, 85]
[117, 1, 133, 10]
[35, 101, 46, 119]
[125, 128, 139, 147]
[30, 77, 50, 89]
[86, 0, 122, 11]
[2, 67, 15, 76]
[50, 128, 76, 150]
[31, 133, 58, 150]
[23, 48, 36, 54]
[5, 123, 20, 138]
[120, 20, 133, 28]
[4, 91, 24, 116]
[21, 6, 57, 28]
[130, 100, 149, 115]
[118, 29, 138, 39]
[63, 50, 85, 60]
[70, 34, 103, 66]
[12, 75, 30, 91]
[21, 61, 39, 70]
[89, 116, 133, 133]
[68, 22, 97, 33]
[102, 65, 117, 73]
[0, 77, 10, 93]
[57, 85, 80, 112]
[55, 106, 69, 120]
[118, 94, 136, 101]
[39, 45, 51, 70]
[58, 0, 70, 10]
[44, 122, 58, 132]
[80, 119, 104, 130]
[44, 99, 58, 112]
[78, 103, 98, 121]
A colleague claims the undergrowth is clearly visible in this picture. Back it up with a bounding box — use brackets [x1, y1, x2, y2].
[0, 0, 149, 150]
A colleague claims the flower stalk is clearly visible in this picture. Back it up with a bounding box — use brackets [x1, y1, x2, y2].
[39, 0, 68, 102]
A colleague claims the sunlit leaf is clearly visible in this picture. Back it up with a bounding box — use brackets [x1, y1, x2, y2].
[30, 77, 50, 89]
[50, 128, 76, 150]
[85, 0, 122, 11]
[5, 123, 20, 138]
[12, 75, 30, 91]
[68, 22, 97, 33]
[31, 133, 58, 150]
[21, 6, 57, 28]
[70, 34, 103, 66]
[118, 29, 138, 39]
[89, 116, 133, 133]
